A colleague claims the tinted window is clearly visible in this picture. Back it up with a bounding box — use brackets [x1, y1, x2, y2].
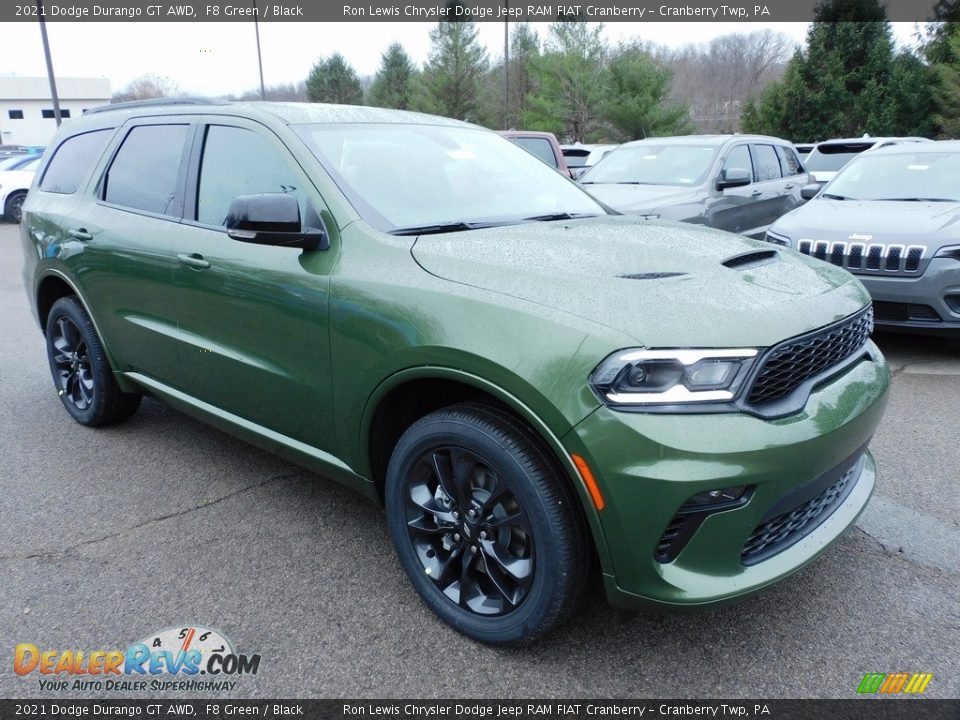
[805, 143, 873, 172]
[197, 125, 301, 227]
[511, 137, 557, 168]
[104, 125, 188, 216]
[752, 144, 782, 182]
[722, 144, 753, 182]
[776, 145, 803, 176]
[39, 129, 113, 194]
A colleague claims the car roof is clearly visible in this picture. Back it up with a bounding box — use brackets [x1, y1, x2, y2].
[814, 136, 930, 146]
[860, 139, 960, 155]
[619, 134, 789, 148]
[57, 99, 477, 134]
[500, 130, 557, 139]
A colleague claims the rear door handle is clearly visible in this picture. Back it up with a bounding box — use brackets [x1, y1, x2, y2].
[784, 183, 796, 189]
[751, 189, 763, 197]
[177, 252, 211, 270]
[67, 228, 92, 242]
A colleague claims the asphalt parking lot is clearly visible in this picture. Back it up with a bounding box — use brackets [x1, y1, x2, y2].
[0, 220, 957, 699]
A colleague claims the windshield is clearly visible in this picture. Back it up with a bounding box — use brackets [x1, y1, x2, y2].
[826, 151, 960, 202]
[805, 143, 874, 172]
[293, 123, 604, 232]
[580, 143, 717, 186]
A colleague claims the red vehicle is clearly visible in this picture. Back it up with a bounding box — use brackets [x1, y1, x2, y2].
[499, 130, 573, 178]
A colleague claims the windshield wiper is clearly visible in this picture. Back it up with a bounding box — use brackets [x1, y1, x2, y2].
[390, 220, 510, 236]
[521, 212, 600, 222]
[873, 197, 957, 202]
[821, 193, 852, 200]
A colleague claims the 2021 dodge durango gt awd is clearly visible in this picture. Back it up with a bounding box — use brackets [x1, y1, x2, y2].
[20, 101, 890, 645]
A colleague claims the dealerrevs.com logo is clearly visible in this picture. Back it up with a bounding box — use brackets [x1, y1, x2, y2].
[14, 626, 261, 693]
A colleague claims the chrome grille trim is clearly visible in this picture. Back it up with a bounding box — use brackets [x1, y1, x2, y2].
[797, 239, 926, 274]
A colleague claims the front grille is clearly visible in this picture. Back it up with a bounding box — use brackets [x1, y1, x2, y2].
[741, 464, 860, 565]
[797, 240, 926, 275]
[747, 307, 873, 405]
[873, 301, 941, 323]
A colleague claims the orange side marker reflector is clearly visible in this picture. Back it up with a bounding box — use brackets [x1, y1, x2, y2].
[571, 454, 605, 511]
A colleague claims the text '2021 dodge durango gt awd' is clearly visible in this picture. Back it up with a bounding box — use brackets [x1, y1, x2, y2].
[20, 101, 890, 645]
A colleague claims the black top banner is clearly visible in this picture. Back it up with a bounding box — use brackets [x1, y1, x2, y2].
[0, 0, 951, 23]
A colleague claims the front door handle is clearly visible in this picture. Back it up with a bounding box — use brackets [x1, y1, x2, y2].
[67, 228, 92, 242]
[751, 189, 763, 197]
[177, 252, 211, 270]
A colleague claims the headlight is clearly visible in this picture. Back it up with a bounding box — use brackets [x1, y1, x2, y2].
[591, 348, 758, 406]
[934, 245, 960, 262]
[764, 230, 791, 247]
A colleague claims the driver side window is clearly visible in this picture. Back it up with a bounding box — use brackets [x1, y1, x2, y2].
[197, 125, 303, 227]
[721, 145, 753, 184]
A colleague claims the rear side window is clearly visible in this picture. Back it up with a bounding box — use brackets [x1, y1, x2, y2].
[511, 137, 558, 168]
[776, 145, 804, 176]
[104, 124, 188, 216]
[196, 125, 301, 227]
[39, 129, 113, 194]
[752, 144, 782, 182]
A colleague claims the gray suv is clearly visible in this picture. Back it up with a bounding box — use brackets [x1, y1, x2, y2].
[580, 135, 811, 238]
[766, 141, 960, 337]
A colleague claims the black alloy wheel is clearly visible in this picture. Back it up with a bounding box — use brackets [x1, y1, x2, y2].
[50, 314, 95, 411]
[404, 445, 535, 615]
[386, 403, 591, 645]
[45, 296, 142, 426]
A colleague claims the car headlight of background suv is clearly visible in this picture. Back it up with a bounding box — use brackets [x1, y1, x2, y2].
[764, 230, 792, 247]
[934, 245, 960, 262]
[591, 348, 758, 407]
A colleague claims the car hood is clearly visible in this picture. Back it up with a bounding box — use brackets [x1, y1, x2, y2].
[773, 198, 960, 250]
[581, 183, 700, 214]
[411, 216, 869, 348]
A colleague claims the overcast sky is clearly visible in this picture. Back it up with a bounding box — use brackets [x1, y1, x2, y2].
[0, 21, 924, 97]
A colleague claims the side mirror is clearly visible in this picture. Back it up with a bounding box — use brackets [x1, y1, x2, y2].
[225, 193, 328, 251]
[800, 184, 821, 201]
[717, 168, 751, 190]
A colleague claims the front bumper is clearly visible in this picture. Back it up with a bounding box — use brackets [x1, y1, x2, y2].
[859, 259, 960, 337]
[564, 345, 889, 611]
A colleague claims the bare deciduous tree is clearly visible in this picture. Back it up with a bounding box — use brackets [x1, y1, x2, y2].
[112, 73, 182, 102]
[661, 30, 794, 133]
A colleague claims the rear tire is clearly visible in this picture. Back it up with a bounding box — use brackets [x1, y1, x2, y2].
[385, 403, 590, 645]
[45, 296, 141, 426]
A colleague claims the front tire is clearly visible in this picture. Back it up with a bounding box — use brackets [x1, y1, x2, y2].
[45, 296, 141, 426]
[5, 190, 26, 223]
[385, 403, 590, 645]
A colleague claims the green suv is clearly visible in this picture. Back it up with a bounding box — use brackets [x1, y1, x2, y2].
[20, 101, 890, 645]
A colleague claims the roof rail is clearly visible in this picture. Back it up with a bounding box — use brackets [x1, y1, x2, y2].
[84, 97, 230, 115]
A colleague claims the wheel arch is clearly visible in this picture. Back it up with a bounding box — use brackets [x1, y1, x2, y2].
[35, 270, 137, 394]
[361, 367, 612, 573]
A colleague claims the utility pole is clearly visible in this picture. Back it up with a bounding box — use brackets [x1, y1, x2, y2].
[253, 0, 266, 99]
[37, 0, 62, 126]
[503, 1, 509, 129]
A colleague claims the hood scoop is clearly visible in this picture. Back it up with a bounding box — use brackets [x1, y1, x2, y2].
[722, 249, 779, 271]
[618, 272, 686, 280]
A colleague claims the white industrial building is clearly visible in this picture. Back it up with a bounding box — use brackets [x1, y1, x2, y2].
[0, 76, 111, 147]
